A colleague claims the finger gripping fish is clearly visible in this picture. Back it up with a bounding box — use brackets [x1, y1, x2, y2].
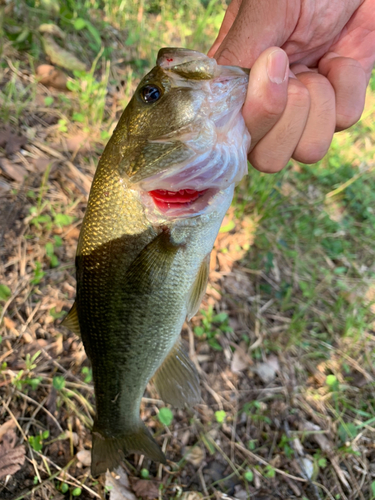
[62, 48, 250, 476]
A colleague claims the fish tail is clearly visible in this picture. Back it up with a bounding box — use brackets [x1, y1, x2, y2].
[91, 423, 166, 476]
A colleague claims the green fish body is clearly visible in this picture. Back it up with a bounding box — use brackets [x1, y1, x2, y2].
[62, 48, 250, 475]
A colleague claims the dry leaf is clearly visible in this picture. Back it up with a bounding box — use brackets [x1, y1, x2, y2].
[106, 467, 137, 500]
[0, 179, 12, 193]
[180, 493, 204, 500]
[41, 34, 86, 72]
[0, 428, 26, 479]
[230, 342, 253, 373]
[0, 127, 27, 156]
[0, 158, 27, 182]
[131, 478, 161, 499]
[36, 64, 68, 90]
[39, 23, 66, 39]
[300, 457, 314, 479]
[185, 445, 205, 466]
[65, 132, 92, 154]
[233, 485, 248, 500]
[299, 420, 350, 489]
[0, 420, 16, 441]
[3, 317, 17, 334]
[254, 356, 279, 384]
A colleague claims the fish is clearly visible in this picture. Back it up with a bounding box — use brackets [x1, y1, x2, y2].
[62, 47, 250, 476]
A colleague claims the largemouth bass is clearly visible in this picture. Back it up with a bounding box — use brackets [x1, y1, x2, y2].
[62, 48, 250, 476]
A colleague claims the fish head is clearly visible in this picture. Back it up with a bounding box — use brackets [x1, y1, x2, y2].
[114, 48, 251, 222]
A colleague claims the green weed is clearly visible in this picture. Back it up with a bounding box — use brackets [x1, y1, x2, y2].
[194, 305, 232, 350]
[29, 430, 49, 452]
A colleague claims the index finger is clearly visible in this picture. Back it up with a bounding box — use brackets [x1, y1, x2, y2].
[208, 0, 241, 57]
[212, 0, 298, 67]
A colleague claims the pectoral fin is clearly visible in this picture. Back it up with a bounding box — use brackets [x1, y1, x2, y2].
[125, 229, 180, 294]
[186, 254, 210, 321]
[153, 339, 200, 409]
[61, 301, 81, 336]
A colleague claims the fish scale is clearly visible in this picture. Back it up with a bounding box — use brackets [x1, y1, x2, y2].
[62, 47, 250, 475]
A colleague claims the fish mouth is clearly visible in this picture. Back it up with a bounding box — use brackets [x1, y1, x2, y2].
[146, 187, 215, 217]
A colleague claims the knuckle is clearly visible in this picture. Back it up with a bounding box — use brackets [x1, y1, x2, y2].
[261, 98, 287, 118]
[293, 141, 329, 164]
[287, 80, 311, 108]
[297, 72, 334, 94]
[336, 108, 362, 131]
[249, 150, 286, 173]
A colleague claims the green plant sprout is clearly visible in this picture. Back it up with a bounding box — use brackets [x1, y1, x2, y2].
[194, 305, 233, 351]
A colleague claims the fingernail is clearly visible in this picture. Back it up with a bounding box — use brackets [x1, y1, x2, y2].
[267, 49, 288, 84]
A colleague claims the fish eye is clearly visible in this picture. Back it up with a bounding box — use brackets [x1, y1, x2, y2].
[140, 84, 162, 104]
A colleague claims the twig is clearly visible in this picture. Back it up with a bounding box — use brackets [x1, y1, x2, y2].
[35, 452, 100, 498]
[234, 442, 307, 483]
[326, 163, 375, 199]
[16, 390, 63, 433]
[10, 458, 76, 500]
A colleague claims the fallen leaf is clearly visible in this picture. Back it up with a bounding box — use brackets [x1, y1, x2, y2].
[29, 157, 54, 174]
[0, 158, 27, 182]
[300, 457, 314, 479]
[299, 420, 350, 489]
[185, 445, 205, 466]
[254, 356, 279, 384]
[0, 420, 16, 441]
[65, 132, 92, 154]
[131, 478, 161, 499]
[3, 316, 17, 334]
[36, 64, 68, 90]
[41, 33, 86, 72]
[0, 179, 12, 193]
[233, 485, 248, 500]
[0, 127, 27, 156]
[39, 23, 66, 39]
[180, 493, 204, 500]
[230, 342, 253, 373]
[0, 428, 26, 479]
[231, 349, 248, 373]
[106, 467, 137, 500]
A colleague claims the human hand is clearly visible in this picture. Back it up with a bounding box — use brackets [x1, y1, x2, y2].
[208, 0, 375, 172]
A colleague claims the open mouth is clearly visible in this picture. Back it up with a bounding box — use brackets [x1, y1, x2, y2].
[140, 184, 235, 223]
[148, 188, 208, 211]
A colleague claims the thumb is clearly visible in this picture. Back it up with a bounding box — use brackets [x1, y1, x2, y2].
[212, 0, 298, 67]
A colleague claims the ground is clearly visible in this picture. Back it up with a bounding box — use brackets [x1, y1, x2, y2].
[1, 2, 375, 500]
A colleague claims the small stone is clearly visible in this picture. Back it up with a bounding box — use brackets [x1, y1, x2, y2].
[76, 449, 91, 467]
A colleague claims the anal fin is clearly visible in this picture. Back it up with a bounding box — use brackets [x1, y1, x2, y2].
[186, 253, 210, 321]
[61, 301, 81, 336]
[152, 339, 200, 409]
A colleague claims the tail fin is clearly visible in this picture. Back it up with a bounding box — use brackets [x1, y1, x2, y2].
[91, 423, 166, 476]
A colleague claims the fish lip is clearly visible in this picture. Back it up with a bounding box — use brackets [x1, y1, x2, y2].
[140, 187, 220, 221]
